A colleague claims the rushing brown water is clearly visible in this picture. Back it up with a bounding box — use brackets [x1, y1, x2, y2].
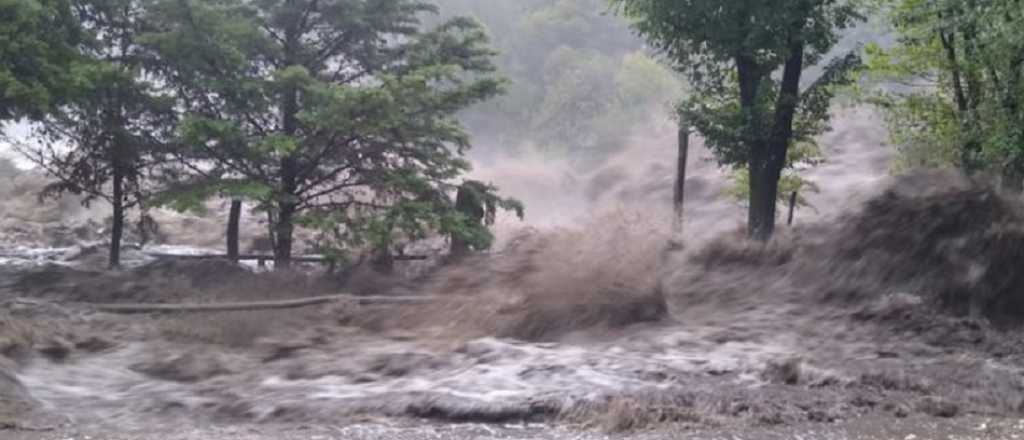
[6, 108, 1024, 440]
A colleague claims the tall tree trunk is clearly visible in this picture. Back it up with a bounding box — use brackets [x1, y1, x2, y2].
[734, 54, 776, 241]
[746, 41, 805, 241]
[274, 21, 301, 270]
[274, 201, 295, 269]
[371, 246, 395, 274]
[109, 164, 125, 269]
[274, 155, 299, 269]
[1001, 54, 1024, 191]
[673, 124, 689, 237]
[962, 24, 985, 174]
[940, 28, 983, 172]
[747, 149, 781, 241]
[450, 184, 472, 258]
[227, 198, 242, 262]
[449, 236, 469, 257]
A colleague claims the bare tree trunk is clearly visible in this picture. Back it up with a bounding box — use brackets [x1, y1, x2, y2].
[273, 202, 295, 269]
[747, 155, 781, 241]
[275, 24, 300, 270]
[734, 54, 776, 242]
[748, 41, 804, 241]
[109, 165, 124, 269]
[227, 198, 242, 262]
[371, 247, 395, 274]
[673, 124, 690, 237]
[939, 27, 984, 173]
[450, 236, 469, 257]
[1000, 54, 1024, 192]
[450, 183, 481, 258]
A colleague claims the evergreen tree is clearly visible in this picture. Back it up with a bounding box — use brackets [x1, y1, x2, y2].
[146, 0, 520, 267]
[0, 0, 82, 120]
[18, 0, 176, 268]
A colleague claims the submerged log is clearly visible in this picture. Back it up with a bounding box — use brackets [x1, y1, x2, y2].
[93, 294, 447, 314]
[143, 252, 428, 265]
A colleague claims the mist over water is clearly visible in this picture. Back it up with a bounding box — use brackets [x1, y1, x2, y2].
[0, 106, 892, 254]
[465, 106, 892, 243]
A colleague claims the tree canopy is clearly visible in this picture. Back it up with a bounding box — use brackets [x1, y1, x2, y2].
[9, 0, 1020, 266]
[0, 0, 81, 119]
[15, 0, 176, 268]
[864, 0, 1024, 188]
[145, 0, 521, 266]
[613, 0, 863, 240]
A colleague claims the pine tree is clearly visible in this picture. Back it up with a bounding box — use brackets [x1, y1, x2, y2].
[146, 0, 520, 267]
[0, 0, 81, 119]
[18, 0, 176, 268]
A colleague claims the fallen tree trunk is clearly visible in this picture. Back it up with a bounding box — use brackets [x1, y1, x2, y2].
[93, 294, 446, 314]
[142, 252, 429, 264]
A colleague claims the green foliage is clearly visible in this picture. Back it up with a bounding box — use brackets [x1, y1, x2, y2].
[610, 0, 863, 78]
[146, 0, 518, 260]
[0, 0, 81, 119]
[447, 179, 524, 250]
[615, 0, 862, 166]
[863, 0, 1024, 180]
[614, 0, 863, 238]
[616, 52, 682, 108]
[19, 0, 175, 208]
[9, 0, 180, 266]
[434, 0, 682, 164]
[726, 141, 824, 209]
[151, 178, 273, 216]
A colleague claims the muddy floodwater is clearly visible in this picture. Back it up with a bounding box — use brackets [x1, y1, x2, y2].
[6, 191, 1024, 440]
[4, 111, 1024, 439]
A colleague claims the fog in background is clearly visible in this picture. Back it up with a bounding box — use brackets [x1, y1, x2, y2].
[0, 0, 899, 242]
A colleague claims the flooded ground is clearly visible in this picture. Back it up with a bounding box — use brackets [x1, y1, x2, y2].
[5, 198, 1024, 439]
[4, 110, 1024, 439]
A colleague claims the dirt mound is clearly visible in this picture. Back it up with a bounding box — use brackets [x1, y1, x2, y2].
[827, 171, 1024, 326]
